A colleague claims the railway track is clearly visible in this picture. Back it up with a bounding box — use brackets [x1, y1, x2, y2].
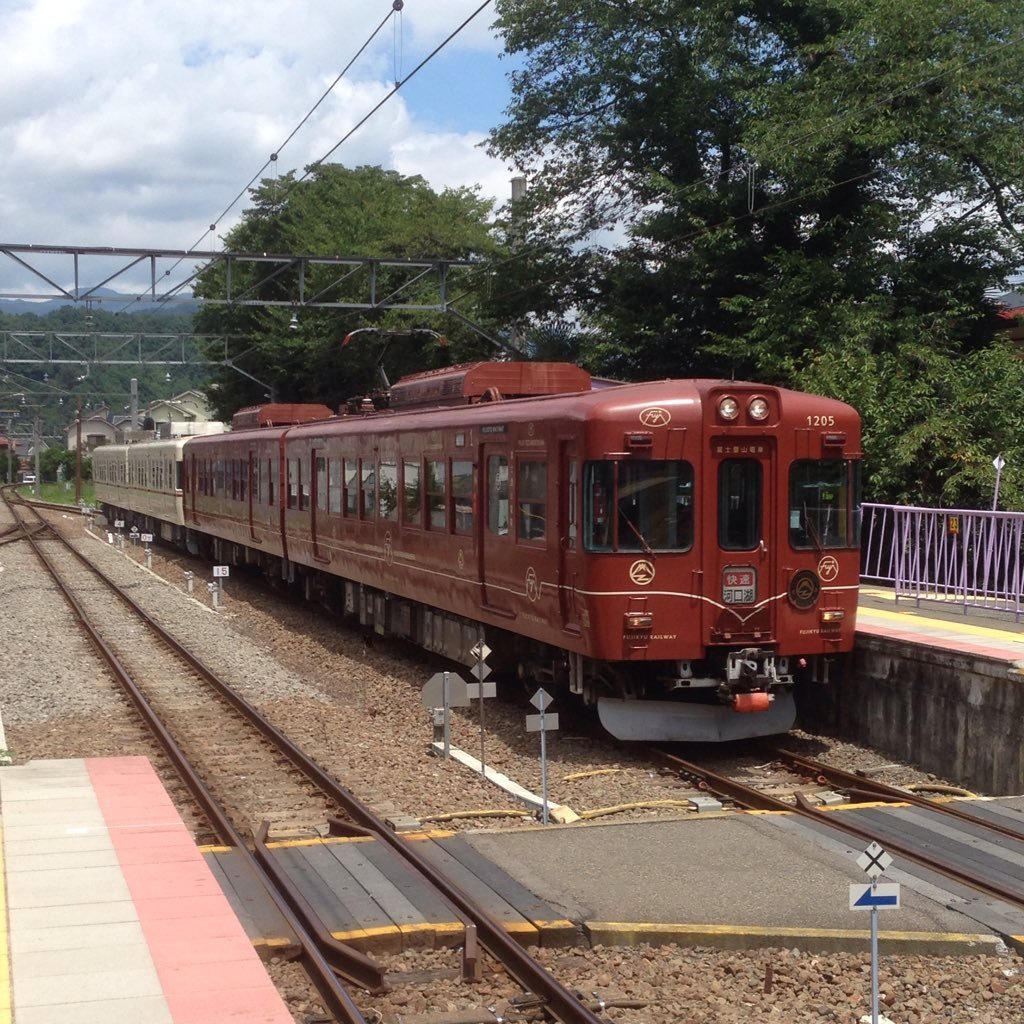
[2, 490, 609, 1024]
[651, 744, 1024, 914]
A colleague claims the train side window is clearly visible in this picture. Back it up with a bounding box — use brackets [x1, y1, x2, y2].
[267, 458, 275, 506]
[344, 458, 358, 516]
[240, 459, 249, 501]
[328, 457, 342, 514]
[789, 459, 852, 549]
[287, 457, 299, 510]
[403, 459, 422, 527]
[718, 458, 761, 551]
[487, 456, 509, 535]
[426, 459, 447, 530]
[517, 459, 547, 542]
[316, 455, 328, 513]
[379, 460, 398, 521]
[452, 459, 474, 534]
[360, 460, 376, 520]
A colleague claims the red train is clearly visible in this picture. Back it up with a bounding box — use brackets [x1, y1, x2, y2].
[93, 361, 862, 742]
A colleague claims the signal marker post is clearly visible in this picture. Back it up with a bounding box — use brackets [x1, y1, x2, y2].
[850, 841, 898, 1024]
[466, 638, 496, 776]
[527, 688, 559, 824]
[421, 671, 470, 758]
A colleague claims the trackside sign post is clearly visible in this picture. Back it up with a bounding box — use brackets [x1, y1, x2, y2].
[527, 688, 558, 824]
[421, 671, 469, 758]
[850, 842, 899, 1024]
[466, 638, 496, 775]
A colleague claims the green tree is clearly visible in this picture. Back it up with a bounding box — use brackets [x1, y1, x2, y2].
[194, 165, 510, 418]
[488, 0, 1024, 503]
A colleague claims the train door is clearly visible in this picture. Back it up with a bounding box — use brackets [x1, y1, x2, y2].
[478, 443, 512, 614]
[701, 444, 776, 645]
[187, 452, 198, 524]
[557, 439, 582, 635]
[247, 449, 258, 542]
[311, 448, 327, 561]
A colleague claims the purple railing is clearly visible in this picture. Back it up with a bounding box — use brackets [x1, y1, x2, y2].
[861, 503, 1024, 619]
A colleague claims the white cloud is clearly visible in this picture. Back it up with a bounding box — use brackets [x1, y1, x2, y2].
[0, 0, 512, 291]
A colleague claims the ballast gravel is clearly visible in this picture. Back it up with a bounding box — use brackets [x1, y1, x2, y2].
[0, 507, 1020, 1023]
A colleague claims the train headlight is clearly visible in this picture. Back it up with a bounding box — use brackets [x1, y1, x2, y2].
[718, 396, 739, 421]
[748, 397, 769, 420]
[820, 609, 845, 624]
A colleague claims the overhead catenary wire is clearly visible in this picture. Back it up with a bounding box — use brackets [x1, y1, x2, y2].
[115, 1, 407, 313]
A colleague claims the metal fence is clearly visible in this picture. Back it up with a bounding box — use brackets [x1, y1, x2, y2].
[861, 503, 1024, 619]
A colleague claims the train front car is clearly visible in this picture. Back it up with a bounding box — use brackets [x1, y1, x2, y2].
[577, 379, 861, 743]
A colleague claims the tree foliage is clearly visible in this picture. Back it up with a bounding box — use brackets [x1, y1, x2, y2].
[194, 165, 511, 418]
[488, 0, 1024, 505]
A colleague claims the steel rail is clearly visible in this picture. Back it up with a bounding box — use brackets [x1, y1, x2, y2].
[651, 747, 1024, 913]
[4, 493, 374, 1021]
[14, 497, 604, 1024]
[769, 746, 1024, 845]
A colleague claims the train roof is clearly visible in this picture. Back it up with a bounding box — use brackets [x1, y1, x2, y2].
[388, 361, 592, 409]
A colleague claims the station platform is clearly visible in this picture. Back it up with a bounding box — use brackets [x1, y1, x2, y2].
[0, 757, 293, 1024]
[857, 585, 1024, 665]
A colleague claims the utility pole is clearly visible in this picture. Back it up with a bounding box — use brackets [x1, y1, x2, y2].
[75, 399, 82, 504]
[33, 417, 41, 496]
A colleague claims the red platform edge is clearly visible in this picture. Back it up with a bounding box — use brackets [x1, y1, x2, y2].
[85, 757, 293, 1024]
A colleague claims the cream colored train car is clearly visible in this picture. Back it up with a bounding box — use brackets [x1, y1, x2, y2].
[92, 439, 188, 540]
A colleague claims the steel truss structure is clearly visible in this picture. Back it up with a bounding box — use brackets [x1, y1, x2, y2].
[0, 243, 477, 311]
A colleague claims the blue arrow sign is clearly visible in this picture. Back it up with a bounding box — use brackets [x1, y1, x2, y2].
[849, 883, 900, 910]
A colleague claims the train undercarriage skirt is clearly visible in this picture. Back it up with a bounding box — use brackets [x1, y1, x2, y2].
[597, 691, 797, 742]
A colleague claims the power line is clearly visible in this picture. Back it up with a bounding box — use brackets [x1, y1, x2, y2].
[116, 2, 406, 313]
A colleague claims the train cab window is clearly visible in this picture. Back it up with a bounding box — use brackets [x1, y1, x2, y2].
[344, 459, 359, 516]
[426, 459, 446, 530]
[718, 458, 762, 551]
[328, 457, 342, 514]
[517, 459, 547, 542]
[403, 459, 421, 526]
[789, 459, 858, 549]
[584, 461, 693, 552]
[379, 460, 398, 521]
[360, 461, 376, 520]
[487, 456, 509, 535]
[452, 460, 474, 534]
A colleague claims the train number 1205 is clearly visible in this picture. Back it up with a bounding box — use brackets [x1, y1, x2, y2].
[807, 414, 836, 426]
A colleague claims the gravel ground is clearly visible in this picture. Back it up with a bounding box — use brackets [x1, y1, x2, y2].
[1, 506, 1021, 1023]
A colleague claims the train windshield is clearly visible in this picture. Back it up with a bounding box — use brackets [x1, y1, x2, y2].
[788, 459, 861, 549]
[584, 460, 694, 552]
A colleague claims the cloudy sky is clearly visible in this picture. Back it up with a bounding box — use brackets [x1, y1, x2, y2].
[0, 0, 519, 296]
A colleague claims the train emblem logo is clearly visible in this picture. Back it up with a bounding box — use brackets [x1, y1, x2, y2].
[383, 531, 394, 566]
[525, 567, 541, 602]
[817, 555, 840, 582]
[639, 407, 671, 427]
[629, 559, 656, 585]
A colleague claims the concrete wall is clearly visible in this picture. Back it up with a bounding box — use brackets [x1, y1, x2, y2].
[800, 639, 1024, 796]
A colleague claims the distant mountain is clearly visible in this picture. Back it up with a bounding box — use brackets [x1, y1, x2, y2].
[0, 287, 199, 316]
